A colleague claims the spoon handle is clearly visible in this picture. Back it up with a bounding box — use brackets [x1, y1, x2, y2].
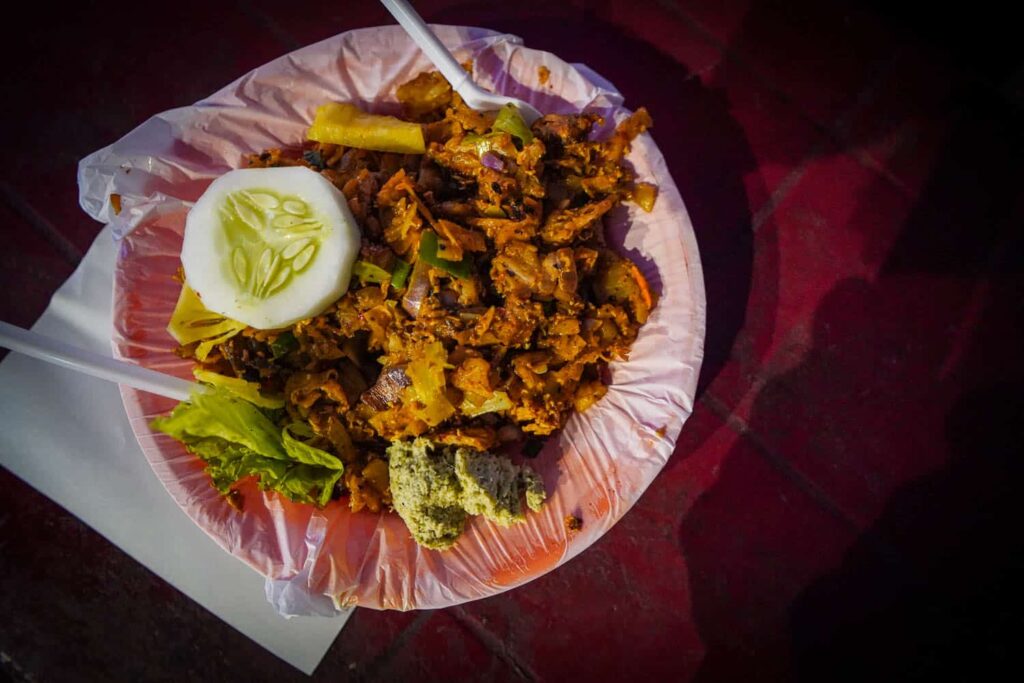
[0, 320, 196, 402]
[380, 0, 472, 93]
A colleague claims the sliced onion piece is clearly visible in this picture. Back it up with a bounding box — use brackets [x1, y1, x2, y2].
[479, 151, 505, 172]
[400, 258, 432, 318]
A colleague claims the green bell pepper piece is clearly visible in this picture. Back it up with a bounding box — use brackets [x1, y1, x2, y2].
[418, 230, 472, 279]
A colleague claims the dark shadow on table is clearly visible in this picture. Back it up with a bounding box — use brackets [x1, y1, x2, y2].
[785, 80, 1024, 681]
[682, 64, 1024, 679]
[790, 382, 1024, 681]
[865, 0, 1024, 85]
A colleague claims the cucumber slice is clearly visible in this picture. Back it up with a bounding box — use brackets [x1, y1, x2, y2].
[182, 167, 360, 329]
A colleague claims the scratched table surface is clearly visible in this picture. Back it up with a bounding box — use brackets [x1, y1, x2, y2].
[1, 1, 1022, 680]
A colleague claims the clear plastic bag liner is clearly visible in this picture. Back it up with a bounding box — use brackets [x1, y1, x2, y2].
[78, 25, 706, 613]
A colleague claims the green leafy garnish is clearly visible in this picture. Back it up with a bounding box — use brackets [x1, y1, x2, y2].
[282, 423, 345, 470]
[269, 331, 298, 359]
[151, 387, 343, 507]
[390, 258, 412, 289]
[154, 387, 286, 459]
[352, 260, 392, 286]
[492, 103, 533, 147]
[418, 230, 472, 279]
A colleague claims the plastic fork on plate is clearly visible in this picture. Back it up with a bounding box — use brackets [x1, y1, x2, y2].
[379, 0, 543, 124]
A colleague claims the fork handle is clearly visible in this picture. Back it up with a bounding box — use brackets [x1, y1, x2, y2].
[0, 320, 196, 402]
[380, 0, 472, 93]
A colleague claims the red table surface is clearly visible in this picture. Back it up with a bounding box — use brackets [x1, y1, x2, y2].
[1, 1, 1022, 680]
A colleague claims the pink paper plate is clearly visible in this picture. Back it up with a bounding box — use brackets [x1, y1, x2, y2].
[96, 25, 705, 611]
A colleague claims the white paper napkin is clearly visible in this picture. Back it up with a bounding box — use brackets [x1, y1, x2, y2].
[0, 227, 350, 675]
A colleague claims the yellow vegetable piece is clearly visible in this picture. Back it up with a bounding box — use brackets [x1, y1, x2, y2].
[167, 284, 247, 347]
[195, 328, 245, 362]
[632, 182, 658, 212]
[404, 341, 456, 426]
[307, 102, 426, 154]
[460, 390, 513, 417]
[192, 368, 285, 409]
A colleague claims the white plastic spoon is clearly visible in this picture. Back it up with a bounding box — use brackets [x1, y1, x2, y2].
[0, 320, 197, 402]
[380, 0, 543, 123]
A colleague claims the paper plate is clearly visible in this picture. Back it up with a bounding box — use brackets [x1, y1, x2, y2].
[80, 25, 706, 612]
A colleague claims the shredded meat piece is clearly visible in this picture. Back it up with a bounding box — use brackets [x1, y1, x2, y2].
[601, 108, 653, 165]
[432, 426, 498, 451]
[490, 241, 544, 299]
[451, 357, 494, 395]
[532, 113, 601, 153]
[542, 248, 579, 303]
[435, 219, 487, 261]
[540, 197, 615, 245]
[397, 71, 453, 120]
[468, 214, 539, 247]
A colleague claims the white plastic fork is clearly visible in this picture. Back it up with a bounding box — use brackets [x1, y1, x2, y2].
[0, 320, 197, 401]
[380, 0, 543, 124]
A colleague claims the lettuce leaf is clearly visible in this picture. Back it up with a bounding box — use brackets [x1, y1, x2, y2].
[282, 423, 345, 470]
[186, 437, 289, 491]
[153, 388, 287, 460]
[151, 388, 344, 507]
[273, 464, 345, 508]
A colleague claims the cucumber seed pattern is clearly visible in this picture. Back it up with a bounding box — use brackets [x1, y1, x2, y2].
[219, 190, 325, 299]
